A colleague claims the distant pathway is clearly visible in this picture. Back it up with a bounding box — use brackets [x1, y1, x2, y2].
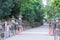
[6, 22, 54, 40]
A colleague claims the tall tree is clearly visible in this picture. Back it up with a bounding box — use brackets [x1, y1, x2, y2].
[0, 0, 20, 19]
[20, 0, 45, 22]
[46, 0, 60, 20]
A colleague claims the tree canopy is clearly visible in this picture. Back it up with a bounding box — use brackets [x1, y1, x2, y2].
[46, 0, 60, 20]
[20, 0, 45, 22]
[0, 0, 20, 19]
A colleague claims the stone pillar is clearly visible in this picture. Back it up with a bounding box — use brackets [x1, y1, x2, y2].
[4, 21, 8, 39]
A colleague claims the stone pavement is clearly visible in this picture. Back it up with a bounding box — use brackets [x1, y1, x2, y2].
[6, 23, 54, 40]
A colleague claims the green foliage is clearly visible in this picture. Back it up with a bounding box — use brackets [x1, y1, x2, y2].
[45, 0, 60, 20]
[20, 0, 45, 22]
[0, 0, 20, 19]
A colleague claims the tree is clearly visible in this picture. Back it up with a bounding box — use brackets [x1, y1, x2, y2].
[20, 0, 45, 22]
[0, 0, 20, 19]
[46, 0, 60, 20]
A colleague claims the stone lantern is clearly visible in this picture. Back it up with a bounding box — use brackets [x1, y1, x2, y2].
[11, 16, 15, 23]
[19, 15, 22, 21]
[18, 15, 23, 33]
[18, 15, 22, 25]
